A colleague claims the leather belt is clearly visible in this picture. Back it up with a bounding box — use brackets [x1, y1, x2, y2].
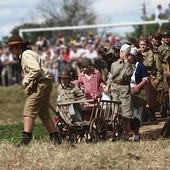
[113, 79, 130, 85]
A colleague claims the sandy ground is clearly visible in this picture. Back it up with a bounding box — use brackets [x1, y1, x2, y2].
[139, 112, 168, 140]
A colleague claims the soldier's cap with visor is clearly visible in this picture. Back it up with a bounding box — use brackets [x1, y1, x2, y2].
[162, 31, 170, 38]
[152, 33, 162, 40]
[59, 69, 71, 79]
[8, 35, 23, 46]
[112, 43, 122, 51]
[120, 44, 131, 55]
[81, 58, 92, 68]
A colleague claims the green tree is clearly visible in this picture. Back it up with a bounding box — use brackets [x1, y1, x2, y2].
[10, 23, 43, 43]
[7, 0, 97, 44]
[36, 0, 96, 25]
[11, 0, 97, 42]
[1, 23, 44, 44]
[34, 0, 97, 42]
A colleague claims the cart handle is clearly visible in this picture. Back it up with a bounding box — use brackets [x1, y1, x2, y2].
[100, 99, 121, 104]
[57, 99, 95, 106]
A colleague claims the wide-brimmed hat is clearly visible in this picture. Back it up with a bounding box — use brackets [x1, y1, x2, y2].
[8, 35, 23, 46]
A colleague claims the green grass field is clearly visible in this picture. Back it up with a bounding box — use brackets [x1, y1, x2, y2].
[0, 85, 57, 143]
[0, 85, 57, 122]
[0, 85, 170, 170]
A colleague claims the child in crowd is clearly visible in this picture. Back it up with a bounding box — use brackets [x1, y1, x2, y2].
[76, 57, 107, 121]
[56, 69, 87, 125]
[77, 57, 106, 99]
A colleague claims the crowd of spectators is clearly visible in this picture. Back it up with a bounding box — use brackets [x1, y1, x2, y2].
[0, 31, 121, 86]
[1, 3, 170, 87]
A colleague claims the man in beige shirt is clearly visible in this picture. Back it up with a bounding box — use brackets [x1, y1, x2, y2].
[8, 35, 61, 146]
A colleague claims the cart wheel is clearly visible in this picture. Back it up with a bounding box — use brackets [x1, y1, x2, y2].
[65, 125, 85, 143]
[90, 117, 107, 142]
[68, 132, 77, 143]
[111, 114, 125, 141]
[76, 131, 85, 143]
[76, 131, 91, 143]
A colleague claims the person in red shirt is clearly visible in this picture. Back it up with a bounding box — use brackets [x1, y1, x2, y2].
[77, 58, 107, 121]
[77, 58, 106, 99]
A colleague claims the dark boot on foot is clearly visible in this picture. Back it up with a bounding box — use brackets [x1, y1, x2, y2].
[16, 131, 32, 147]
[49, 131, 62, 145]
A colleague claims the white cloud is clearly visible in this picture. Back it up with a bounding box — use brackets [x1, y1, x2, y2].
[94, 0, 136, 12]
[0, 0, 170, 40]
[93, 0, 170, 36]
[0, 22, 18, 38]
[0, 0, 39, 40]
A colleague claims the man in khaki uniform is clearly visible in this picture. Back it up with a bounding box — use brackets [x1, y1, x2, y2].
[8, 35, 61, 146]
[158, 31, 170, 115]
[139, 37, 161, 121]
[150, 34, 164, 87]
[107, 44, 134, 140]
[158, 32, 170, 83]
[141, 44, 163, 88]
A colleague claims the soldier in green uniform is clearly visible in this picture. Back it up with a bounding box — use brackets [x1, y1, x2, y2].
[140, 37, 163, 88]
[107, 44, 134, 140]
[158, 31, 170, 83]
[151, 33, 168, 118]
[158, 31, 170, 116]
[150, 33, 163, 85]
[139, 37, 161, 121]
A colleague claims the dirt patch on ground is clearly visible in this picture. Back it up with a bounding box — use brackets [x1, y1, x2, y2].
[139, 113, 168, 140]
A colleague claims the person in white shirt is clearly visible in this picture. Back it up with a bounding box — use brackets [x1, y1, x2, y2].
[165, 3, 170, 22]
[84, 44, 98, 65]
[1, 48, 15, 86]
[129, 48, 150, 141]
[155, 4, 162, 32]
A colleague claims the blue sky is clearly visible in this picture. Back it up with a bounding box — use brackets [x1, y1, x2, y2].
[0, 0, 170, 40]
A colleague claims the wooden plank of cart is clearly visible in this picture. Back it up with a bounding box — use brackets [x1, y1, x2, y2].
[97, 99, 125, 141]
[50, 99, 107, 143]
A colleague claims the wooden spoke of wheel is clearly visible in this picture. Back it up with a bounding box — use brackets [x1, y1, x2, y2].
[111, 114, 125, 141]
[89, 117, 108, 142]
[76, 131, 91, 143]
